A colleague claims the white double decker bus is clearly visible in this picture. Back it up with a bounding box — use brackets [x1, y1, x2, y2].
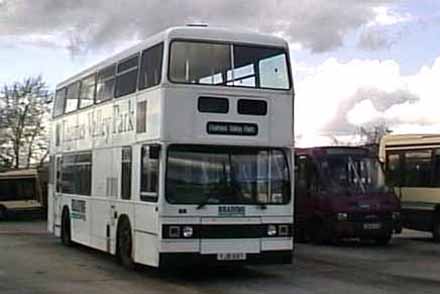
[48, 26, 294, 268]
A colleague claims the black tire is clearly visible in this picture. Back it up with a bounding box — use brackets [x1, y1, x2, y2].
[117, 218, 135, 270]
[0, 206, 8, 220]
[433, 214, 440, 243]
[295, 225, 307, 243]
[310, 219, 332, 245]
[61, 208, 73, 246]
[375, 234, 392, 245]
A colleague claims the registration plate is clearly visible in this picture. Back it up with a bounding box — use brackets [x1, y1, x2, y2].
[363, 223, 382, 230]
[217, 253, 247, 261]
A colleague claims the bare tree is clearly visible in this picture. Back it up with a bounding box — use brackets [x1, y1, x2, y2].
[359, 123, 392, 146]
[0, 76, 50, 169]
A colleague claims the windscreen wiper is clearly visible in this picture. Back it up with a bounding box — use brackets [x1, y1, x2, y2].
[196, 199, 209, 210]
[196, 197, 218, 209]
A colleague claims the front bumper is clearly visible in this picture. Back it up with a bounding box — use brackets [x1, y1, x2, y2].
[331, 217, 402, 238]
[159, 250, 292, 268]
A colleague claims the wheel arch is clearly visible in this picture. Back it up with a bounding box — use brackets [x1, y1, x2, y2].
[115, 214, 132, 256]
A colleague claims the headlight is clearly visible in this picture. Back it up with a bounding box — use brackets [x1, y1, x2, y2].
[337, 212, 348, 221]
[182, 226, 194, 238]
[392, 212, 400, 220]
[267, 225, 277, 236]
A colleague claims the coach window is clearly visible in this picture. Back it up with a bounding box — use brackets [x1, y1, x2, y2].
[96, 64, 116, 103]
[139, 43, 164, 90]
[115, 54, 139, 98]
[53, 88, 66, 117]
[79, 74, 96, 108]
[386, 153, 402, 186]
[64, 82, 80, 113]
[404, 150, 432, 187]
[121, 147, 132, 200]
[140, 145, 159, 202]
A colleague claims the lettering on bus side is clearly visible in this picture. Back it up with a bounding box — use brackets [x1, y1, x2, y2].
[71, 199, 86, 221]
[218, 206, 245, 217]
[60, 100, 135, 144]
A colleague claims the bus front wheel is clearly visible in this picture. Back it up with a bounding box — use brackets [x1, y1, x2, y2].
[117, 217, 135, 270]
[61, 208, 73, 246]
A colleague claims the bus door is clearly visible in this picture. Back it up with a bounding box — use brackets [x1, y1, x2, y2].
[52, 155, 63, 233]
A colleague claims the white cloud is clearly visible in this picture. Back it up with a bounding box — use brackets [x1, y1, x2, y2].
[295, 56, 440, 146]
[0, 0, 395, 54]
[369, 6, 412, 27]
[347, 100, 382, 125]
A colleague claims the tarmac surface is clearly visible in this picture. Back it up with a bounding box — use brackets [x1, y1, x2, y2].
[1, 220, 439, 294]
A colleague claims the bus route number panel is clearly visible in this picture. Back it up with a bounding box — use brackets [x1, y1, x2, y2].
[207, 122, 258, 136]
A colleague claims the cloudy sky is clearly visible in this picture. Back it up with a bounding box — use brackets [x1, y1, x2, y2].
[1, 0, 439, 145]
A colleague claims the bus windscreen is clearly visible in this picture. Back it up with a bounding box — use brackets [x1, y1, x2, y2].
[166, 145, 291, 205]
[317, 155, 389, 194]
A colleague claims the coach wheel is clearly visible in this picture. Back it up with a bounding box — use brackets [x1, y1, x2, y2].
[310, 218, 332, 245]
[375, 234, 392, 246]
[433, 215, 440, 243]
[117, 218, 135, 270]
[0, 206, 7, 220]
[295, 225, 307, 243]
[61, 208, 73, 246]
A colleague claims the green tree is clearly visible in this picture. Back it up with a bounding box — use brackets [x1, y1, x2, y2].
[0, 76, 51, 169]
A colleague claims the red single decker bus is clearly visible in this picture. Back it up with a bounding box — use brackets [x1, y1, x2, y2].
[295, 147, 401, 245]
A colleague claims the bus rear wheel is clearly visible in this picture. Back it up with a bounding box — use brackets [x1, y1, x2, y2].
[433, 215, 440, 243]
[61, 208, 73, 246]
[117, 218, 135, 270]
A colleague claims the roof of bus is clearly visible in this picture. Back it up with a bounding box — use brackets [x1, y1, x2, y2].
[378, 133, 440, 161]
[296, 146, 369, 157]
[57, 26, 289, 89]
[381, 133, 440, 145]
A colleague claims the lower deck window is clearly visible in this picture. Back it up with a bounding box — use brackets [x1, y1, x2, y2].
[61, 152, 92, 196]
[141, 145, 159, 202]
[121, 147, 132, 200]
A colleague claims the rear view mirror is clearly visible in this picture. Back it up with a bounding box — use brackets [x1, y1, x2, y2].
[149, 145, 161, 159]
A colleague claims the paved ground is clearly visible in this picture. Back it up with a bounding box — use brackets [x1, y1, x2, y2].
[1, 220, 440, 294]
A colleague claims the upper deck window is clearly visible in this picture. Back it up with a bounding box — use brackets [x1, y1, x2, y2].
[53, 88, 66, 117]
[79, 74, 96, 108]
[96, 64, 116, 103]
[170, 42, 231, 86]
[64, 82, 80, 113]
[115, 54, 139, 98]
[139, 43, 164, 90]
[233, 45, 290, 89]
[169, 41, 290, 90]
